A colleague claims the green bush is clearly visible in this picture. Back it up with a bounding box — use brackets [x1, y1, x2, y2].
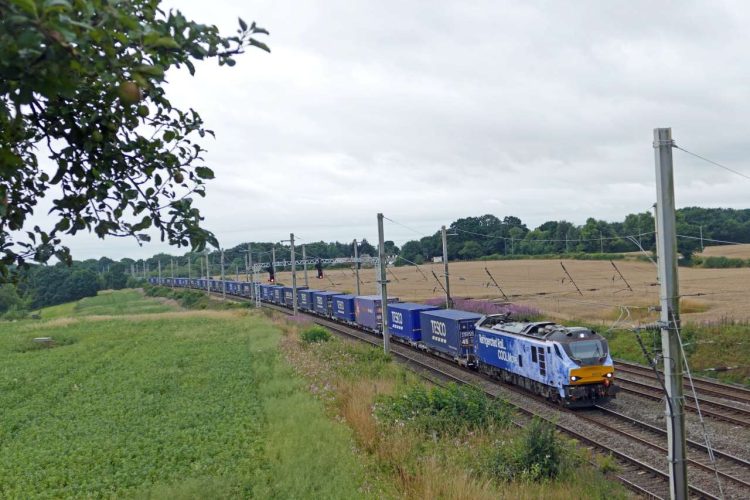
[300, 325, 332, 343]
[697, 256, 748, 268]
[2, 305, 29, 321]
[376, 383, 512, 436]
[517, 417, 562, 480]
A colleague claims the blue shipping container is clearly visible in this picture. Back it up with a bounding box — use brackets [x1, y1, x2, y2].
[332, 295, 356, 322]
[260, 284, 274, 302]
[313, 291, 340, 316]
[273, 286, 285, 305]
[298, 289, 321, 310]
[283, 286, 308, 305]
[355, 295, 399, 332]
[419, 309, 481, 359]
[387, 302, 439, 342]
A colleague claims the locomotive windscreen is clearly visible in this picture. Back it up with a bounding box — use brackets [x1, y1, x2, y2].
[564, 339, 607, 365]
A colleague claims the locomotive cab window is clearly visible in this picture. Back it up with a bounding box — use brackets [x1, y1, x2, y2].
[518, 355, 523, 367]
[554, 344, 562, 359]
[531, 347, 537, 363]
[563, 340, 607, 365]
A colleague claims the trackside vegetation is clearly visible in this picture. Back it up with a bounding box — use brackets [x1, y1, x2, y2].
[0, 290, 368, 498]
[277, 314, 627, 498]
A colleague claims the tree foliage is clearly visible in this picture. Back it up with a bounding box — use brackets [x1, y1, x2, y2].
[395, 207, 750, 263]
[0, 0, 269, 276]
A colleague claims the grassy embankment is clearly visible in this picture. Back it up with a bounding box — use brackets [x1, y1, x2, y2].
[275, 315, 627, 499]
[1, 290, 370, 498]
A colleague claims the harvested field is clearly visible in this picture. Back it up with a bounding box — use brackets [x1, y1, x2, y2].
[699, 243, 750, 259]
[271, 259, 750, 323]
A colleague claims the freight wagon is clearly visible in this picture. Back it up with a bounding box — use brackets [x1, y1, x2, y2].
[418, 309, 482, 366]
[298, 289, 320, 311]
[332, 294, 356, 323]
[386, 302, 439, 343]
[354, 295, 399, 332]
[313, 291, 341, 317]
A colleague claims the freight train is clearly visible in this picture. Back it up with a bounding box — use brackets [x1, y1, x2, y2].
[151, 277, 617, 406]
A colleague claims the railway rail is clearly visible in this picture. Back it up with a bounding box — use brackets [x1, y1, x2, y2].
[615, 359, 750, 406]
[616, 377, 750, 427]
[253, 300, 742, 499]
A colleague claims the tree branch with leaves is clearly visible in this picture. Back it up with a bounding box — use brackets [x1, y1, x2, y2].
[0, 0, 269, 277]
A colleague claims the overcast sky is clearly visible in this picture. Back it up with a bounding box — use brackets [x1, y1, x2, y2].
[49, 0, 750, 260]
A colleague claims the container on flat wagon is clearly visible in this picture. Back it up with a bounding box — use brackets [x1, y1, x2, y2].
[332, 294, 356, 322]
[283, 286, 308, 306]
[272, 285, 285, 305]
[313, 291, 341, 317]
[354, 295, 399, 332]
[419, 309, 482, 360]
[387, 302, 439, 342]
[298, 289, 320, 311]
[259, 284, 273, 302]
[240, 282, 254, 297]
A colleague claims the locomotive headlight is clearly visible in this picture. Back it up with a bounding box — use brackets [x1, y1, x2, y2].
[606, 372, 613, 378]
[570, 376, 579, 382]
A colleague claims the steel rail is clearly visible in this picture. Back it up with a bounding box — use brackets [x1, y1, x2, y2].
[615, 360, 750, 406]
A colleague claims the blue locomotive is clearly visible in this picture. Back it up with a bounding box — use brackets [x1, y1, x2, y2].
[153, 277, 616, 406]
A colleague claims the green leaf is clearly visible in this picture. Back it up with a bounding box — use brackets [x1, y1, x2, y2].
[43, 0, 71, 15]
[194, 167, 214, 179]
[11, 0, 38, 17]
[238, 17, 248, 31]
[146, 37, 181, 50]
[134, 64, 165, 78]
[248, 38, 270, 53]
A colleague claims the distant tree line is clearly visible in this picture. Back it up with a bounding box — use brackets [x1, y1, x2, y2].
[0, 259, 132, 319]
[397, 207, 750, 265]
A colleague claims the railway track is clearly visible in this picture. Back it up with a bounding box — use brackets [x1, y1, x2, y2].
[256, 301, 737, 499]
[616, 376, 750, 427]
[615, 359, 750, 406]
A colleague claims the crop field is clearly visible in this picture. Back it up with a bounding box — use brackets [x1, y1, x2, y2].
[273, 258, 750, 324]
[699, 243, 750, 259]
[0, 291, 366, 498]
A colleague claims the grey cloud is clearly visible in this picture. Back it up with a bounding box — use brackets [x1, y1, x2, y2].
[47, 0, 750, 260]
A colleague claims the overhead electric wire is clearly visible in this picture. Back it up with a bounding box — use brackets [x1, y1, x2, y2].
[675, 144, 750, 182]
[677, 234, 748, 246]
[452, 227, 655, 244]
[382, 216, 433, 238]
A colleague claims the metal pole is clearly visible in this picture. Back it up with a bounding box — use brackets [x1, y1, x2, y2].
[205, 251, 210, 294]
[220, 249, 226, 299]
[302, 244, 309, 287]
[158, 260, 161, 285]
[188, 256, 191, 282]
[653, 127, 687, 500]
[377, 213, 390, 354]
[235, 264, 239, 282]
[699, 225, 704, 252]
[441, 225, 452, 308]
[271, 246, 276, 280]
[290, 233, 298, 315]
[248, 246, 253, 298]
[353, 239, 361, 296]
[199, 258, 203, 284]
[170, 258, 174, 288]
[600, 232, 604, 253]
